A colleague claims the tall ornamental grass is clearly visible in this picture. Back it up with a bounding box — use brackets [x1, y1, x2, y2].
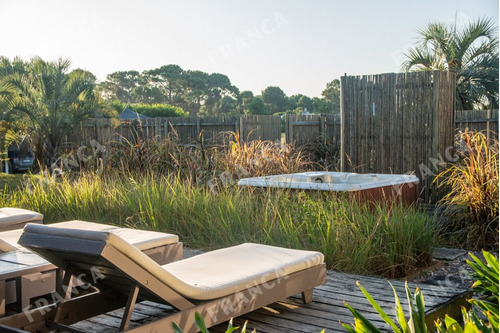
[435, 129, 499, 250]
[3, 172, 434, 279]
[67, 131, 314, 184]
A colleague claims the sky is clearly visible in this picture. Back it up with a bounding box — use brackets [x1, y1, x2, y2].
[0, 0, 498, 98]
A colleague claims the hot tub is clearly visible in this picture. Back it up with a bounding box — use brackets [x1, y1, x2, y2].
[237, 171, 419, 204]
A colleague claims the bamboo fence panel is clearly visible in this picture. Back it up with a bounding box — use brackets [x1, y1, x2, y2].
[340, 71, 456, 202]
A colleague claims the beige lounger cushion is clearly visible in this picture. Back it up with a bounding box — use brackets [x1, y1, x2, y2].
[22, 224, 324, 301]
[0, 220, 178, 253]
[42, 221, 179, 250]
[0, 208, 43, 229]
[162, 243, 324, 300]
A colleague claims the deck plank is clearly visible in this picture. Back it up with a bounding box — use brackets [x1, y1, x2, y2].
[67, 270, 469, 332]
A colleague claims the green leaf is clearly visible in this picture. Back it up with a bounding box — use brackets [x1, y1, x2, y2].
[172, 322, 184, 333]
[405, 283, 420, 333]
[434, 318, 447, 333]
[414, 287, 427, 333]
[483, 250, 499, 275]
[470, 299, 499, 318]
[356, 281, 401, 333]
[488, 311, 499, 332]
[467, 253, 497, 284]
[341, 322, 357, 333]
[444, 314, 464, 333]
[344, 301, 383, 333]
[195, 311, 209, 333]
[389, 282, 409, 333]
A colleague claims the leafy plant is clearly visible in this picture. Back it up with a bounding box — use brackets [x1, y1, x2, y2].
[465, 251, 499, 330]
[0, 57, 108, 168]
[342, 281, 427, 333]
[342, 250, 499, 333]
[435, 129, 499, 250]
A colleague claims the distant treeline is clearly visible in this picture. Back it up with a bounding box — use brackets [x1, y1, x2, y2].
[97, 64, 340, 117]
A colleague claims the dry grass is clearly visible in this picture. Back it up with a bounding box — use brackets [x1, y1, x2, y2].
[435, 129, 499, 249]
[69, 131, 315, 188]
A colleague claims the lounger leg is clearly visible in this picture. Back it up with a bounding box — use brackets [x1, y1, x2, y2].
[120, 283, 140, 331]
[14, 277, 26, 313]
[19, 276, 31, 312]
[0, 280, 5, 316]
[301, 289, 313, 304]
[57, 267, 74, 300]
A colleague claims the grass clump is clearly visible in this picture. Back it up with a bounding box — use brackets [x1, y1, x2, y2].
[435, 129, 499, 250]
[1, 171, 434, 279]
[71, 132, 314, 185]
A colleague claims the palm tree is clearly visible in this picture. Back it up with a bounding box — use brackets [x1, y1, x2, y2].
[402, 17, 499, 110]
[0, 57, 103, 167]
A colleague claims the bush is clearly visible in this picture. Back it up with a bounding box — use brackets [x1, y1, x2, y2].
[434, 129, 499, 250]
[111, 100, 187, 118]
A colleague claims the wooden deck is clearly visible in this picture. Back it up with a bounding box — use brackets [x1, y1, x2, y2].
[70, 270, 471, 333]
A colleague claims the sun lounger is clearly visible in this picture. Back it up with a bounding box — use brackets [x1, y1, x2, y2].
[0, 220, 182, 263]
[0, 224, 326, 332]
[0, 208, 43, 232]
[0, 221, 183, 317]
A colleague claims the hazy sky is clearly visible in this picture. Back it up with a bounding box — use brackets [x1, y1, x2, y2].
[0, 0, 498, 97]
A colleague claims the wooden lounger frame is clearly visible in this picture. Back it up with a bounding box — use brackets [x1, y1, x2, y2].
[0, 241, 182, 318]
[0, 233, 326, 333]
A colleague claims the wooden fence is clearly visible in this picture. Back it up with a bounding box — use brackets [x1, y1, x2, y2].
[72, 115, 282, 146]
[340, 71, 457, 203]
[455, 109, 499, 139]
[72, 108, 495, 150]
[285, 114, 341, 145]
[239, 115, 282, 142]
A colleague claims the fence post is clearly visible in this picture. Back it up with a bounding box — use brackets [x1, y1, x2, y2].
[487, 108, 491, 142]
[340, 76, 346, 171]
[286, 115, 293, 144]
[320, 115, 325, 141]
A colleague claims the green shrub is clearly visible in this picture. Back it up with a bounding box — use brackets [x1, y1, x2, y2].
[111, 100, 187, 117]
[435, 129, 499, 250]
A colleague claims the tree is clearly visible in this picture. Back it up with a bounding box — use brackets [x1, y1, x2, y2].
[238, 90, 254, 114]
[98, 70, 141, 103]
[143, 64, 184, 105]
[403, 17, 499, 110]
[247, 96, 269, 115]
[130, 85, 164, 104]
[321, 79, 340, 113]
[179, 70, 209, 116]
[312, 97, 335, 114]
[0, 57, 104, 167]
[218, 96, 240, 115]
[261, 86, 289, 114]
[204, 73, 238, 115]
[290, 94, 314, 113]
